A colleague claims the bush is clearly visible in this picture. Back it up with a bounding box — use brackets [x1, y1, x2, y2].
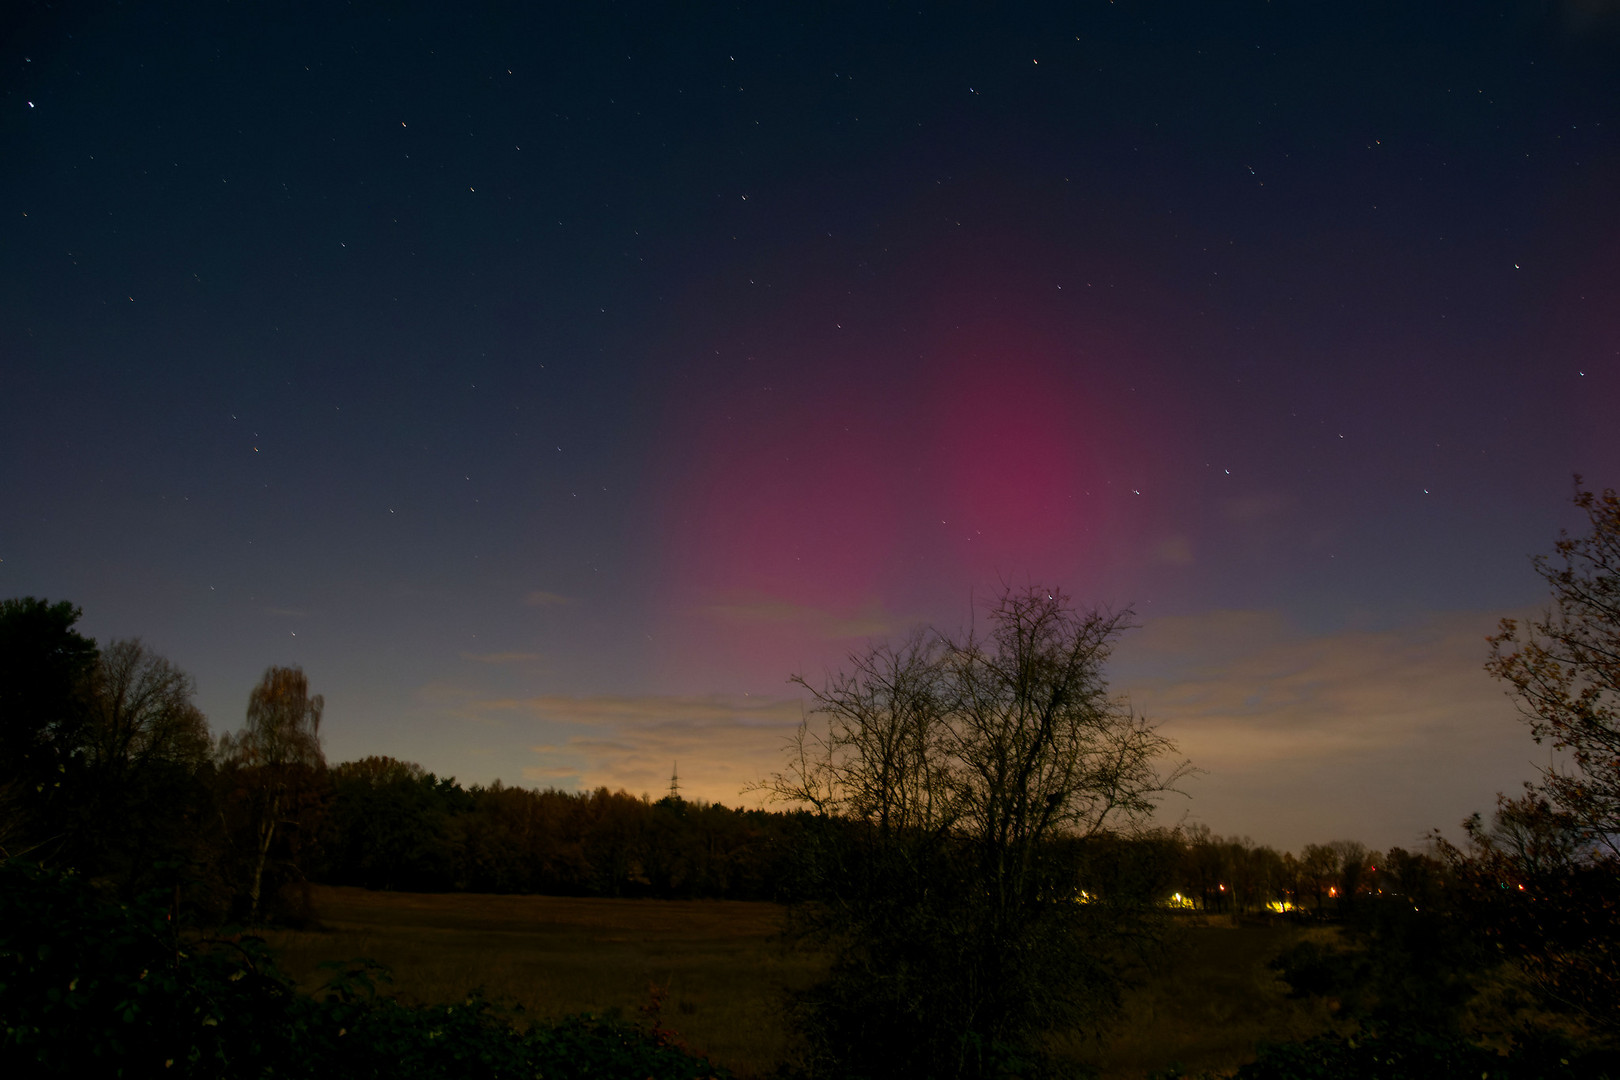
[0, 859, 731, 1078]
[1234, 1024, 1618, 1080]
[1231, 1023, 1613, 1080]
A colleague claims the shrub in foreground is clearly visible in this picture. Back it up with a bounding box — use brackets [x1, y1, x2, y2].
[0, 859, 729, 1078]
[1232, 1024, 1617, 1080]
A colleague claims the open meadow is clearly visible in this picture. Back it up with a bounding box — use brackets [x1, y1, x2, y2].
[1066, 918, 1342, 1078]
[262, 887, 1339, 1079]
[261, 886, 824, 1077]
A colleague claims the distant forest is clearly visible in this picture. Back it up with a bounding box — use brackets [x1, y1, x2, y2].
[0, 595, 1419, 921]
[316, 755, 1416, 914]
[7, 510, 1620, 1080]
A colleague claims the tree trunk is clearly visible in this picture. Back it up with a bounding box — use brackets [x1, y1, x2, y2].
[248, 789, 280, 922]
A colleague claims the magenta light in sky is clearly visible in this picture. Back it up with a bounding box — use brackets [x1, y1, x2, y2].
[645, 245, 1191, 697]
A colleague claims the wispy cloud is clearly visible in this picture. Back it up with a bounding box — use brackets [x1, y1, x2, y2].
[1114, 608, 1540, 849]
[699, 594, 900, 640]
[1152, 535, 1195, 566]
[523, 764, 584, 782]
[448, 692, 807, 805]
[430, 607, 1542, 849]
[265, 607, 308, 618]
[1222, 492, 1286, 524]
[522, 590, 574, 608]
[459, 650, 543, 665]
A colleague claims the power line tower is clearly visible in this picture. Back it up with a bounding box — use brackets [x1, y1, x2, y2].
[668, 761, 681, 801]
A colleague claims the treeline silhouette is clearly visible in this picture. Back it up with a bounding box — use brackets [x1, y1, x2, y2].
[0, 595, 1432, 919]
[315, 758, 1441, 914]
[0, 597, 757, 1078]
[0, 596, 800, 916]
[318, 760, 799, 900]
[6, 570, 1620, 1078]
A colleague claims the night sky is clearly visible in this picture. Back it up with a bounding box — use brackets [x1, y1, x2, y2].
[4, 2, 1617, 851]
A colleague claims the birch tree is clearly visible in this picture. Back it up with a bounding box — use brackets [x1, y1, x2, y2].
[219, 666, 324, 921]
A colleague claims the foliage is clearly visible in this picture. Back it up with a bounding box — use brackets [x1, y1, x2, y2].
[764, 586, 1191, 1079]
[85, 640, 213, 782]
[1487, 481, 1620, 856]
[1233, 1023, 1617, 1080]
[0, 856, 304, 1077]
[1347, 850, 1487, 1029]
[76, 639, 218, 898]
[218, 666, 327, 922]
[2, 591, 1380, 920]
[0, 858, 733, 1079]
[1180, 826, 1299, 914]
[1443, 804, 1620, 1041]
[0, 603, 222, 906]
[319, 757, 465, 892]
[1468, 480, 1620, 1038]
[0, 597, 98, 860]
[438, 782, 796, 899]
[219, 667, 325, 775]
[1263, 846, 1505, 1049]
[1269, 939, 1367, 1005]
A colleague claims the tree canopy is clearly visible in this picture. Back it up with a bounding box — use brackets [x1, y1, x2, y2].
[220, 666, 327, 921]
[1488, 481, 1620, 858]
[765, 586, 1191, 1079]
[0, 598, 98, 858]
[1472, 480, 1620, 1038]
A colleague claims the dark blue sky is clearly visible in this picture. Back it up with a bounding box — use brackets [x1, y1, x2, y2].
[4, 1, 1617, 849]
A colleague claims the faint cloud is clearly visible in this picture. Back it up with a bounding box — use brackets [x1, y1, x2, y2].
[701, 598, 804, 624]
[700, 593, 899, 640]
[522, 590, 574, 607]
[1222, 492, 1286, 523]
[1115, 607, 1540, 850]
[450, 691, 807, 805]
[1153, 535, 1195, 566]
[1124, 609, 1293, 661]
[460, 650, 543, 665]
[826, 608, 896, 638]
[522, 765, 583, 783]
[1123, 610, 1503, 761]
[265, 607, 308, 618]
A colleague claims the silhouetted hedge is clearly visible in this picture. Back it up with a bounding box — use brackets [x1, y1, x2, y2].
[0, 859, 731, 1078]
[1232, 1024, 1617, 1080]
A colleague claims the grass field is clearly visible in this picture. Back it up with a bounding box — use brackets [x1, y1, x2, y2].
[262, 886, 825, 1076]
[1067, 917, 1341, 1078]
[262, 888, 1338, 1079]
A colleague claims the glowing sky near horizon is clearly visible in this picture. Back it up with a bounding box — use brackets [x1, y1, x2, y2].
[3, 1, 1618, 851]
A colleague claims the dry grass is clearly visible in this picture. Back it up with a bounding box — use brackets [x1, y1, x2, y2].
[262, 891, 1338, 1079]
[260, 886, 825, 1078]
[1061, 915, 1344, 1079]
